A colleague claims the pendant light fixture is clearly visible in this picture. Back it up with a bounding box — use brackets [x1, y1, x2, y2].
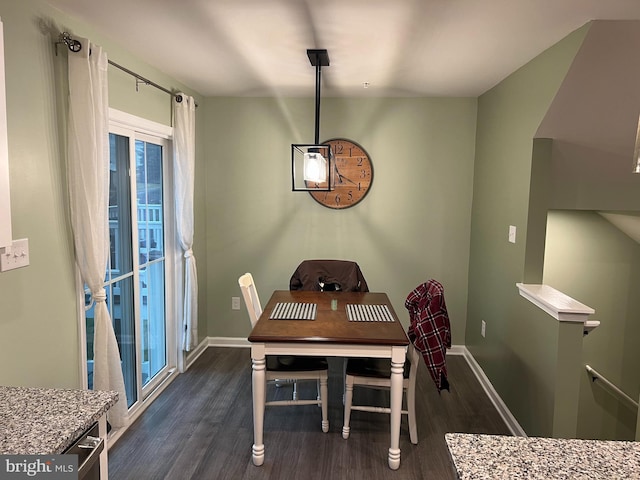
[291, 49, 333, 191]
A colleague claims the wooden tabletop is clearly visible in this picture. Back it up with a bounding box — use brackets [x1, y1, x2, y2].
[248, 290, 409, 346]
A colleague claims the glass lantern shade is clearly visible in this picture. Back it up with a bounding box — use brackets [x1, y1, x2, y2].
[291, 144, 332, 191]
[303, 152, 327, 182]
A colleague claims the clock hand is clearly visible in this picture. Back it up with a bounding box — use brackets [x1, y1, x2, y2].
[338, 174, 358, 186]
[333, 163, 358, 185]
[333, 163, 343, 184]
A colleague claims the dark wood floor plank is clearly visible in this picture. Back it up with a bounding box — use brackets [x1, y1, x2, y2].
[109, 347, 511, 479]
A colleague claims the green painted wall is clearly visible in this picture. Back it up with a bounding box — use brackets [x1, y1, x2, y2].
[0, 0, 206, 388]
[466, 25, 589, 436]
[203, 96, 477, 341]
[3, 1, 636, 445]
[544, 210, 640, 440]
[520, 21, 640, 439]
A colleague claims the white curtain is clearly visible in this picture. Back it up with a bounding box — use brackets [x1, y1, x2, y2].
[173, 94, 198, 351]
[67, 38, 128, 428]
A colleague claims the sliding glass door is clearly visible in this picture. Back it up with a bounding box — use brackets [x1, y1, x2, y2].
[85, 118, 175, 410]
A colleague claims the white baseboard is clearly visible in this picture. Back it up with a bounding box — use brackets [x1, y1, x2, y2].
[459, 346, 527, 437]
[447, 344, 466, 356]
[184, 337, 210, 370]
[108, 366, 180, 448]
[209, 336, 250, 348]
[184, 336, 247, 369]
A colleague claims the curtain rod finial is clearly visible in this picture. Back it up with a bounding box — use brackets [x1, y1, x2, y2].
[58, 31, 82, 52]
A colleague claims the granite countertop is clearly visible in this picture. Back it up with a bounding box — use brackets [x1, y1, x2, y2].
[445, 433, 640, 479]
[0, 386, 118, 455]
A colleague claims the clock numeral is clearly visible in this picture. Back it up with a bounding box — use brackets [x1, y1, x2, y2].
[358, 182, 362, 191]
[357, 157, 363, 166]
[360, 169, 367, 178]
[348, 191, 353, 201]
[335, 144, 344, 154]
[335, 194, 341, 205]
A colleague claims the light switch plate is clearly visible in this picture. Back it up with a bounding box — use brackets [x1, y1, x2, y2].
[508, 225, 517, 244]
[0, 238, 29, 272]
[232, 296, 241, 310]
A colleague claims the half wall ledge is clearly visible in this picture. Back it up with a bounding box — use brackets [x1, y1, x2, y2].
[516, 283, 598, 331]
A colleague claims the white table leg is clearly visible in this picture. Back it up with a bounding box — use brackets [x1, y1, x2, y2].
[98, 415, 108, 479]
[320, 375, 329, 433]
[251, 344, 266, 466]
[388, 345, 406, 470]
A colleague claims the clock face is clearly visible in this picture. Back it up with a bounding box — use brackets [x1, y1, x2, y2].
[308, 138, 373, 209]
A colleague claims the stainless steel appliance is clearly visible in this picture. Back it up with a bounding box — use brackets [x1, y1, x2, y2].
[63, 422, 103, 479]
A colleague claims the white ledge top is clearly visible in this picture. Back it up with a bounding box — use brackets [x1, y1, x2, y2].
[516, 283, 595, 322]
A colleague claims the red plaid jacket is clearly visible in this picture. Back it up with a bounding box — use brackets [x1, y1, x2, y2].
[405, 279, 451, 391]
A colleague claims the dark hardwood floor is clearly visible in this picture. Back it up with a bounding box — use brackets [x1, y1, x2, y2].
[109, 347, 511, 480]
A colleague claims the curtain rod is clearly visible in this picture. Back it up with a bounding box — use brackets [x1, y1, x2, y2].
[57, 32, 192, 105]
[107, 59, 174, 97]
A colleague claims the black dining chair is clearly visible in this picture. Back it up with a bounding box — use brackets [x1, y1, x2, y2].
[289, 259, 369, 292]
[289, 260, 370, 420]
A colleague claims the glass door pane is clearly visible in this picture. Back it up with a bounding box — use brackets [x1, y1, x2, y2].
[85, 277, 137, 409]
[136, 139, 167, 387]
[109, 278, 136, 407]
[139, 263, 166, 383]
[108, 132, 137, 407]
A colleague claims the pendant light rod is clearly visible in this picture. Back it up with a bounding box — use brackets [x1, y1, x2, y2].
[307, 49, 330, 145]
[315, 62, 321, 144]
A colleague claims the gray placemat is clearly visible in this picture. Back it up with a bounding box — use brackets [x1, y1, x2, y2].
[270, 302, 317, 320]
[346, 304, 395, 322]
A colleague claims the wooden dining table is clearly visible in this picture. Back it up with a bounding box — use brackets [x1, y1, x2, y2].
[248, 290, 410, 470]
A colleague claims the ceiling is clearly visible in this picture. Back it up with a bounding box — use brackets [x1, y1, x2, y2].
[45, 0, 640, 98]
[599, 212, 640, 244]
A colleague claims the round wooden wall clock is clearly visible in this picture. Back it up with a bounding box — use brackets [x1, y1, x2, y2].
[308, 138, 374, 209]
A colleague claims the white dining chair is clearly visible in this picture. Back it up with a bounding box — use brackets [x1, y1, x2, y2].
[238, 272, 329, 433]
[341, 341, 420, 444]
